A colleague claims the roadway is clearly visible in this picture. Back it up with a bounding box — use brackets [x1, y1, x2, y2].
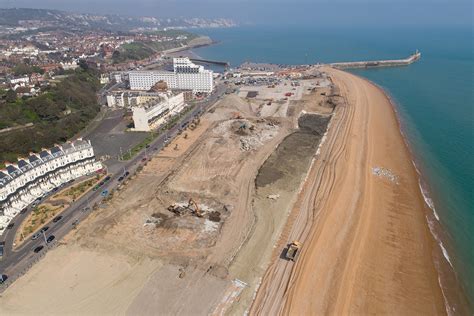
[0, 82, 226, 287]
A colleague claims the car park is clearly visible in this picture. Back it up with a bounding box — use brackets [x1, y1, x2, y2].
[33, 245, 44, 253]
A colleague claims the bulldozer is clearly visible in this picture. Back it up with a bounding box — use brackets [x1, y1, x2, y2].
[285, 241, 302, 261]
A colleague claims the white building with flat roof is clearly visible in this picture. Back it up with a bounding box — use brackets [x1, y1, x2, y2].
[0, 139, 102, 234]
[132, 91, 186, 132]
[128, 58, 213, 93]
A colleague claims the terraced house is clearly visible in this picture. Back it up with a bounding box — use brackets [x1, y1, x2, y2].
[0, 139, 102, 234]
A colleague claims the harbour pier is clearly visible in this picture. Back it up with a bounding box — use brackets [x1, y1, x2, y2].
[330, 50, 421, 69]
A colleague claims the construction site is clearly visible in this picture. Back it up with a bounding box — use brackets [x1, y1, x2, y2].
[0, 71, 341, 315]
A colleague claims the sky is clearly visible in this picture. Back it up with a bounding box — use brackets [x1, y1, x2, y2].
[0, 0, 472, 28]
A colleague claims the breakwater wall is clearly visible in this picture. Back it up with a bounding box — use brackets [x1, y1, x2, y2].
[190, 58, 230, 67]
[330, 51, 421, 69]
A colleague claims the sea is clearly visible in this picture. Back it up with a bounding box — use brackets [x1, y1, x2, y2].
[191, 25, 474, 311]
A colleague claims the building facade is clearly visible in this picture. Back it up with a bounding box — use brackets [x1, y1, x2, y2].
[0, 139, 102, 234]
[106, 91, 164, 108]
[132, 91, 186, 132]
[128, 58, 213, 93]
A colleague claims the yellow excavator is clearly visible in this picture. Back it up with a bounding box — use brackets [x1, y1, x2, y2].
[188, 198, 203, 217]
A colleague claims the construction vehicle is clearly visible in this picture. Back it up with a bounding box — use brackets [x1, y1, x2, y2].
[188, 198, 203, 217]
[285, 241, 302, 261]
[232, 112, 243, 119]
[168, 198, 204, 217]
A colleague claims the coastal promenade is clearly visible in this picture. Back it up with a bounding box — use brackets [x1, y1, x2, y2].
[251, 67, 445, 315]
[330, 51, 421, 69]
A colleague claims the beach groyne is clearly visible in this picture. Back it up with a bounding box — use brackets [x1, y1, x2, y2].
[330, 51, 421, 69]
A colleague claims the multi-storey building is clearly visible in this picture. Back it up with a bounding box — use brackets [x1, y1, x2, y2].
[128, 58, 213, 93]
[106, 91, 163, 108]
[132, 91, 186, 131]
[0, 139, 102, 234]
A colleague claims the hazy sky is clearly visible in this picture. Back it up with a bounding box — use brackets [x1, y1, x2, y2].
[0, 0, 472, 27]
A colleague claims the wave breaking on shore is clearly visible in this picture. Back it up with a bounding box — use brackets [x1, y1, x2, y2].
[379, 85, 463, 316]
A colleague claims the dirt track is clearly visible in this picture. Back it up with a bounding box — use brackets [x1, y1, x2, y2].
[250, 68, 446, 315]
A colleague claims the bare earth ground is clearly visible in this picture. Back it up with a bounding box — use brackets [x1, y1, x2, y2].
[0, 80, 329, 315]
[251, 67, 445, 315]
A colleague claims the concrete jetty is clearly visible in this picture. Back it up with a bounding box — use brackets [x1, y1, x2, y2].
[190, 58, 230, 67]
[330, 50, 421, 69]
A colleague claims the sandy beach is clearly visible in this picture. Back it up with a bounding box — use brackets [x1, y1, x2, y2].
[251, 67, 446, 315]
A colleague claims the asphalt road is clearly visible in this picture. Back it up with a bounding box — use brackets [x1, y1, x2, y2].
[0, 82, 226, 286]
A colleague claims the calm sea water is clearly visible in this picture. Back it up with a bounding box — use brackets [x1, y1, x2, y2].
[193, 25, 474, 307]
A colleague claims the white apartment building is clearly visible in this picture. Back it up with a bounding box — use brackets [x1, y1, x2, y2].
[106, 91, 163, 108]
[132, 91, 186, 132]
[128, 58, 213, 93]
[60, 60, 79, 70]
[0, 139, 102, 234]
[9, 76, 30, 85]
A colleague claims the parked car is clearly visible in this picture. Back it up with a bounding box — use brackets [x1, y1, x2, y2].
[0, 274, 8, 284]
[52, 216, 63, 223]
[46, 235, 55, 243]
[124, 171, 130, 177]
[104, 176, 111, 181]
[40, 226, 49, 233]
[33, 245, 44, 253]
[101, 190, 108, 197]
[118, 176, 124, 182]
[31, 233, 40, 240]
[6, 223, 14, 229]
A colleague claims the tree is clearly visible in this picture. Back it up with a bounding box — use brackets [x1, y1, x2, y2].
[5, 89, 17, 103]
[78, 59, 89, 71]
